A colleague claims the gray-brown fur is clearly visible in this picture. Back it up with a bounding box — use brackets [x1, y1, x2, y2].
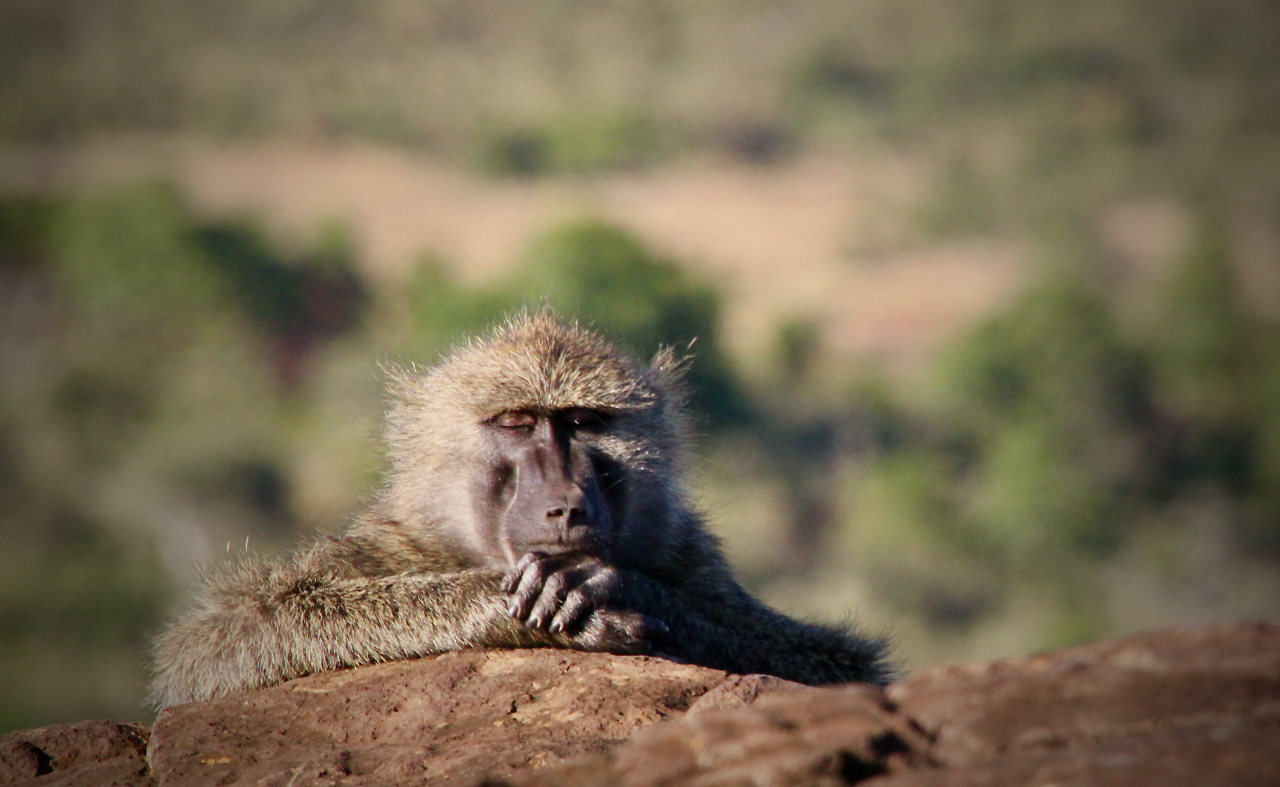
[151, 312, 891, 708]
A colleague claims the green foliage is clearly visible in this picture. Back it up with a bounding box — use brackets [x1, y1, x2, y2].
[775, 319, 822, 382]
[968, 416, 1123, 560]
[807, 280, 1102, 654]
[837, 451, 997, 630]
[877, 276, 1147, 599]
[916, 158, 999, 240]
[475, 127, 552, 178]
[844, 230, 1280, 647]
[0, 509, 170, 731]
[831, 276, 1145, 637]
[1140, 216, 1279, 547]
[0, 364, 172, 731]
[0, 184, 385, 731]
[792, 48, 896, 110]
[52, 183, 226, 332]
[476, 113, 666, 177]
[1249, 336, 1280, 550]
[38, 185, 230, 465]
[944, 276, 1144, 435]
[1148, 219, 1247, 424]
[0, 195, 58, 268]
[519, 221, 704, 350]
[192, 220, 367, 345]
[546, 113, 665, 174]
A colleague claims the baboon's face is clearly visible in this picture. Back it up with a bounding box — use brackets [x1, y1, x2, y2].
[473, 406, 627, 568]
[384, 315, 686, 571]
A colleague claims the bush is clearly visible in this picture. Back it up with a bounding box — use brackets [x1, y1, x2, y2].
[921, 275, 1147, 576]
[52, 183, 226, 333]
[474, 113, 666, 177]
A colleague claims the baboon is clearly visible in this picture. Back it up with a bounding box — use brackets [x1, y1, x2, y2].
[151, 313, 890, 707]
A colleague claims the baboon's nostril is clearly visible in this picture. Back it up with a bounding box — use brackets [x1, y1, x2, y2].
[547, 504, 587, 521]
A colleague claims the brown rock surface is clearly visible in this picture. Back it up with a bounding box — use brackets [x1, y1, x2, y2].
[0, 719, 153, 787]
[875, 620, 1280, 786]
[497, 621, 1280, 787]
[146, 649, 742, 786]
[5, 622, 1277, 787]
[499, 683, 934, 787]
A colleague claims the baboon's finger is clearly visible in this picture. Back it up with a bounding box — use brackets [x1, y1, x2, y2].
[508, 558, 550, 619]
[502, 552, 542, 593]
[640, 615, 670, 644]
[548, 585, 595, 633]
[527, 569, 570, 629]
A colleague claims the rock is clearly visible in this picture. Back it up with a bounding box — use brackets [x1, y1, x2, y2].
[6, 622, 1278, 787]
[684, 673, 814, 718]
[146, 648, 749, 787]
[868, 720, 1280, 787]
[874, 620, 1280, 786]
[0, 720, 152, 787]
[496, 622, 1280, 787]
[497, 683, 933, 787]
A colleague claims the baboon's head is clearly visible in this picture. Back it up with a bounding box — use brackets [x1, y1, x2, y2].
[382, 312, 693, 571]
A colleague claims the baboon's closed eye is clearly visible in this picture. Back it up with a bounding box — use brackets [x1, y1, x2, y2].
[491, 410, 537, 429]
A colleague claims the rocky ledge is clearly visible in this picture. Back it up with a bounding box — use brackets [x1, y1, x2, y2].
[2, 621, 1277, 786]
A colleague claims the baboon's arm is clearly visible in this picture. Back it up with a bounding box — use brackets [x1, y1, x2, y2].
[620, 570, 893, 686]
[501, 552, 892, 686]
[150, 554, 647, 708]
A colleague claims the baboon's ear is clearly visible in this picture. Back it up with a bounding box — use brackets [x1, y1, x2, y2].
[649, 346, 693, 406]
[650, 346, 691, 379]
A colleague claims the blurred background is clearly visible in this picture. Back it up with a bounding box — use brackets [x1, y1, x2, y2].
[2, 0, 1279, 732]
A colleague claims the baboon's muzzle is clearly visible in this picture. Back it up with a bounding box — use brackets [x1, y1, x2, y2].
[503, 423, 611, 556]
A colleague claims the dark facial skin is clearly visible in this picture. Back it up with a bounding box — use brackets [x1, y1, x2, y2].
[479, 408, 667, 641]
[486, 407, 616, 561]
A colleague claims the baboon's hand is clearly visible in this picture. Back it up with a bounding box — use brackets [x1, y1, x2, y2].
[501, 552, 620, 632]
[501, 552, 668, 652]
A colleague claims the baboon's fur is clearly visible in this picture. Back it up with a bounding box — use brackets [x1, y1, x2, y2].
[151, 313, 890, 707]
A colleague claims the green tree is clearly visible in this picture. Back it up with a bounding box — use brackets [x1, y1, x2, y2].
[941, 276, 1145, 563]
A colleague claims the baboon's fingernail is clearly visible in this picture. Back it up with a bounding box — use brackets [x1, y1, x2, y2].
[549, 621, 562, 633]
